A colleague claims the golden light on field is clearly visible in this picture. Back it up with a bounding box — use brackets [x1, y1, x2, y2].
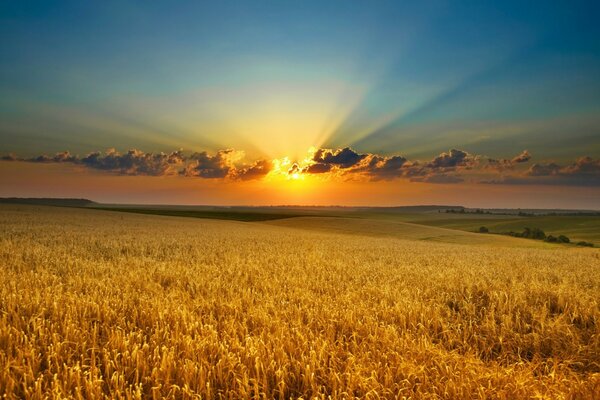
[1, 1, 600, 398]
[1, 205, 599, 398]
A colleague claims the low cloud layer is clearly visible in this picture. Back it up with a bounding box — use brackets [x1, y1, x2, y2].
[486, 150, 532, 172]
[485, 156, 600, 186]
[427, 149, 476, 169]
[8, 148, 272, 180]
[236, 159, 273, 180]
[306, 147, 598, 186]
[512, 150, 532, 163]
[313, 147, 367, 168]
[80, 149, 185, 176]
[182, 149, 241, 178]
[308, 147, 478, 183]
[3, 147, 599, 186]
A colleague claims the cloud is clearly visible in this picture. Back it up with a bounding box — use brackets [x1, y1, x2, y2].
[287, 163, 303, 175]
[182, 149, 242, 178]
[305, 163, 332, 174]
[6, 146, 598, 186]
[52, 151, 78, 163]
[560, 156, 600, 178]
[527, 156, 600, 185]
[236, 159, 273, 180]
[1, 153, 18, 161]
[527, 162, 561, 176]
[313, 147, 477, 183]
[313, 147, 367, 168]
[484, 156, 600, 186]
[81, 149, 184, 176]
[7, 147, 268, 180]
[345, 154, 411, 180]
[427, 149, 476, 169]
[486, 150, 532, 171]
[27, 151, 78, 163]
[366, 155, 409, 179]
[8, 148, 185, 176]
[512, 150, 531, 163]
[306, 147, 474, 183]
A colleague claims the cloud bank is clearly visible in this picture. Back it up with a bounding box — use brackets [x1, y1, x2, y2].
[485, 156, 600, 186]
[3, 147, 599, 186]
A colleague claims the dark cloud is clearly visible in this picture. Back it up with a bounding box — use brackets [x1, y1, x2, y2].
[558, 156, 599, 178]
[361, 155, 409, 180]
[8, 146, 599, 186]
[308, 148, 473, 182]
[372, 155, 408, 176]
[182, 149, 239, 178]
[236, 159, 273, 180]
[527, 162, 561, 176]
[486, 150, 531, 172]
[484, 156, 600, 186]
[427, 149, 474, 169]
[25, 151, 78, 163]
[81, 149, 184, 176]
[287, 163, 303, 175]
[400, 162, 427, 178]
[305, 163, 332, 174]
[9, 147, 268, 180]
[1, 153, 18, 161]
[313, 147, 367, 168]
[28, 155, 51, 162]
[14, 148, 185, 176]
[53, 151, 78, 163]
[529, 156, 600, 185]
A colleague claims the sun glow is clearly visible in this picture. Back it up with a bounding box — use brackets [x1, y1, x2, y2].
[263, 147, 318, 183]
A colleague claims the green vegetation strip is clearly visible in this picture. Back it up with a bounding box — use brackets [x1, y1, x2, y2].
[94, 207, 306, 222]
[477, 226, 594, 247]
[412, 215, 600, 245]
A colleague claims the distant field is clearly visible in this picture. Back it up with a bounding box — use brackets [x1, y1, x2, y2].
[1, 204, 599, 398]
[265, 216, 548, 247]
[407, 214, 600, 245]
[88, 204, 600, 246]
[93, 207, 310, 221]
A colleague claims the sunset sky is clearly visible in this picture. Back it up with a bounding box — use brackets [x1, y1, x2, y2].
[1, 1, 599, 207]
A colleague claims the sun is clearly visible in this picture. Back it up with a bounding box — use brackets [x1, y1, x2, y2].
[290, 172, 301, 180]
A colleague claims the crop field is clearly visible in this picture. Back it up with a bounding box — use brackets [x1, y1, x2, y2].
[346, 211, 600, 246]
[1, 205, 599, 399]
[406, 215, 600, 245]
[91, 204, 600, 245]
[92, 207, 309, 222]
[265, 217, 549, 247]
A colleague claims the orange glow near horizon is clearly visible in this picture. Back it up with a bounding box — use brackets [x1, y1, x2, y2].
[1, 160, 599, 209]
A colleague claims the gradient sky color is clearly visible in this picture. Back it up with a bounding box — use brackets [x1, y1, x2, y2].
[1, 1, 599, 207]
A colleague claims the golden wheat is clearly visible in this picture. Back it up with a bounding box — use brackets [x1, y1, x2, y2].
[0, 205, 599, 399]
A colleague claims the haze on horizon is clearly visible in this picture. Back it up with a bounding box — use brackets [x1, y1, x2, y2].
[1, 1, 599, 208]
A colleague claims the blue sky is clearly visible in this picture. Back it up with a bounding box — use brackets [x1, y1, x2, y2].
[0, 1, 599, 206]
[2, 1, 599, 158]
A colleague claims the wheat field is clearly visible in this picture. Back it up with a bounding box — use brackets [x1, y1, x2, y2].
[0, 205, 599, 399]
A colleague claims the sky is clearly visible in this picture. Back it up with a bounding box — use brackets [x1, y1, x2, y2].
[1, 0, 599, 208]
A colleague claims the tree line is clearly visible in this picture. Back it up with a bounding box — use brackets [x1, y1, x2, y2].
[478, 226, 594, 247]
